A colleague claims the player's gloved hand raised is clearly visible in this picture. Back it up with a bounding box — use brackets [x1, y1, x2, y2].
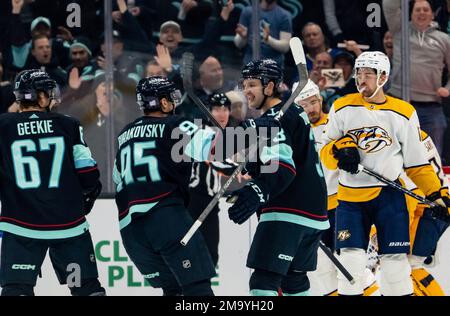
[83, 181, 102, 215]
[427, 192, 450, 222]
[227, 182, 267, 224]
[332, 135, 360, 174]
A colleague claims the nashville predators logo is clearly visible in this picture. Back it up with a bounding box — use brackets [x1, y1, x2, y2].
[337, 230, 351, 241]
[348, 126, 392, 153]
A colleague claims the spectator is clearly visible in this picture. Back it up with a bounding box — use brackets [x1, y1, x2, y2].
[95, 29, 144, 122]
[0, 53, 15, 113]
[176, 56, 236, 119]
[10, 0, 72, 70]
[383, 31, 394, 60]
[225, 90, 246, 126]
[234, 0, 292, 67]
[333, 51, 357, 95]
[383, 0, 450, 155]
[145, 59, 165, 77]
[111, 0, 154, 53]
[176, 0, 213, 38]
[322, 0, 387, 48]
[301, 22, 340, 72]
[24, 35, 67, 88]
[309, 51, 333, 88]
[61, 37, 98, 110]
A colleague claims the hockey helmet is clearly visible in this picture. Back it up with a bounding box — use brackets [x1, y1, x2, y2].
[354, 51, 390, 77]
[208, 93, 231, 109]
[294, 79, 321, 103]
[136, 76, 182, 112]
[14, 69, 60, 104]
[241, 59, 282, 86]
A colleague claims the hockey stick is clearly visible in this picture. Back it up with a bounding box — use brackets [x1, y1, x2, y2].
[181, 37, 307, 246]
[181, 52, 224, 131]
[357, 164, 439, 207]
[319, 242, 355, 285]
[358, 164, 450, 223]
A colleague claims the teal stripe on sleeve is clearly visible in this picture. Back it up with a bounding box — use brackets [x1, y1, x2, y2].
[73, 144, 97, 169]
[260, 143, 295, 167]
[260, 212, 330, 230]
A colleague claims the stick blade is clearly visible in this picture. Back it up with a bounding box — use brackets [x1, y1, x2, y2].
[289, 37, 305, 66]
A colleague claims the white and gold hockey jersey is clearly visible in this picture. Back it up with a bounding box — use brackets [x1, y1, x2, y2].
[320, 93, 441, 203]
[311, 114, 339, 210]
[401, 130, 450, 194]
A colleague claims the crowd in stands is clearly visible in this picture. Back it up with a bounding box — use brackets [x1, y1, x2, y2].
[1, 0, 450, 186]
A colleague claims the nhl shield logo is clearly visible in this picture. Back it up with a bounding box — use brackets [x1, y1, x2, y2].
[337, 230, 351, 241]
[182, 260, 191, 269]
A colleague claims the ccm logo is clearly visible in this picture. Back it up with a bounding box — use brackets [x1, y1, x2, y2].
[12, 264, 36, 270]
[278, 254, 293, 261]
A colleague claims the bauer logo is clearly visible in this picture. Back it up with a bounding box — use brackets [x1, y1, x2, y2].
[388, 241, 410, 247]
[337, 230, 351, 241]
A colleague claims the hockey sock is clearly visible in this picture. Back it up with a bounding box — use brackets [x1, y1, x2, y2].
[182, 279, 214, 296]
[249, 269, 283, 296]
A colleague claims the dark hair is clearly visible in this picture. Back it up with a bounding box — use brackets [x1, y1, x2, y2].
[409, 0, 434, 18]
[31, 34, 50, 50]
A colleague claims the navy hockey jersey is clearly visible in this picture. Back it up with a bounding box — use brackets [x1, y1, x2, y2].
[0, 111, 99, 239]
[113, 115, 195, 229]
[257, 103, 329, 230]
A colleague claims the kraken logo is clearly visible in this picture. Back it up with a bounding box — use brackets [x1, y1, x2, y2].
[348, 126, 392, 153]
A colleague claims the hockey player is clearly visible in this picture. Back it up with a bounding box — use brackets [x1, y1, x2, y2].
[400, 130, 449, 296]
[227, 59, 329, 296]
[320, 51, 450, 296]
[0, 69, 104, 296]
[187, 93, 242, 268]
[295, 80, 379, 296]
[112, 76, 216, 296]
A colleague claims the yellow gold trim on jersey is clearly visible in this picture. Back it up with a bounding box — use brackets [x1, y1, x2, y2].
[420, 130, 429, 141]
[404, 164, 441, 197]
[312, 114, 328, 127]
[337, 183, 382, 202]
[320, 141, 338, 170]
[328, 193, 338, 210]
[333, 94, 415, 120]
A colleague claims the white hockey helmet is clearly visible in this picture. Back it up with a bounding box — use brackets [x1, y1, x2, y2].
[294, 79, 321, 104]
[354, 51, 390, 77]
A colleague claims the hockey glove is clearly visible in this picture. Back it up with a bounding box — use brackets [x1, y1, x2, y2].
[242, 161, 260, 178]
[332, 135, 360, 174]
[83, 181, 102, 215]
[426, 192, 450, 222]
[227, 182, 267, 224]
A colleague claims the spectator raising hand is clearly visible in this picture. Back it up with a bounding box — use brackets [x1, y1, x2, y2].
[11, 0, 24, 14]
[220, 0, 234, 21]
[154, 44, 173, 74]
[69, 67, 82, 90]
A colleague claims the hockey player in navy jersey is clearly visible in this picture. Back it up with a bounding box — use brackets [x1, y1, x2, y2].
[113, 76, 217, 296]
[227, 59, 328, 296]
[0, 69, 105, 296]
[320, 51, 450, 296]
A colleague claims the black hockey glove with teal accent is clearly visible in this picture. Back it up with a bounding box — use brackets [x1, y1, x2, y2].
[227, 181, 268, 224]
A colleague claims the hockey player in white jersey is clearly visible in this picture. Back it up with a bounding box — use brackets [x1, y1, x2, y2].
[294, 80, 379, 296]
[320, 51, 450, 296]
[399, 130, 449, 296]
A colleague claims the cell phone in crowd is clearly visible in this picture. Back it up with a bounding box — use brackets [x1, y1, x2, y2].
[321, 68, 345, 88]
